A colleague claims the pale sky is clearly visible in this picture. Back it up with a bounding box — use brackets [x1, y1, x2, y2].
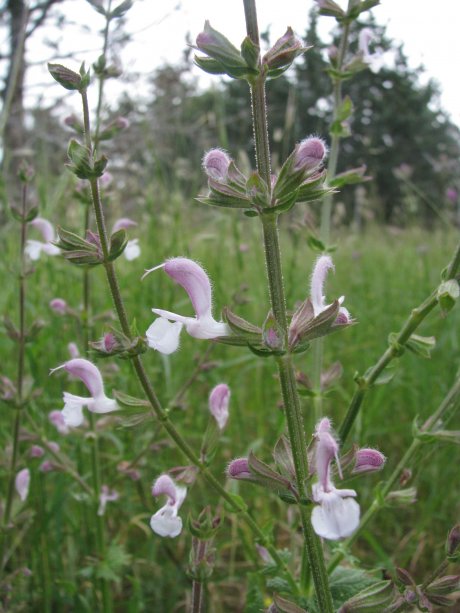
[29, 0, 460, 126]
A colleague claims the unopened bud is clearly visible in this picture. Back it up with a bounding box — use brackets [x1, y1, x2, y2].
[203, 148, 231, 182]
[114, 116, 129, 129]
[386, 487, 417, 506]
[227, 457, 251, 480]
[338, 580, 394, 612]
[49, 298, 68, 315]
[29, 445, 45, 458]
[39, 460, 56, 473]
[295, 137, 327, 171]
[447, 524, 460, 557]
[262, 27, 305, 70]
[352, 448, 386, 474]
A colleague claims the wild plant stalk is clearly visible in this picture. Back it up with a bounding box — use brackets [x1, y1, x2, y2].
[311, 2, 352, 422]
[243, 0, 333, 608]
[78, 88, 298, 594]
[339, 237, 460, 444]
[0, 180, 30, 572]
[329, 372, 460, 572]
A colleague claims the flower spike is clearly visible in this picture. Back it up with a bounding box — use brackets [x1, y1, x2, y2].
[51, 358, 118, 427]
[150, 474, 187, 538]
[144, 258, 230, 354]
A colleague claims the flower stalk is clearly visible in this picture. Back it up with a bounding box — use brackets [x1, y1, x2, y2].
[78, 89, 298, 593]
[243, 0, 333, 608]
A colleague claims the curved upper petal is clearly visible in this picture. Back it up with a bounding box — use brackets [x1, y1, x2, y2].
[112, 217, 137, 233]
[310, 255, 334, 316]
[30, 217, 55, 242]
[164, 258, 213, 319]
[311, 491, 360, 540]
[63, 359, 105, 398]
[209, 383, 230, 430]
[146, 318, 183, 354]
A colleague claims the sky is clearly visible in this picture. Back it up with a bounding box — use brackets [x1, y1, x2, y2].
[28, 0, 460, 126]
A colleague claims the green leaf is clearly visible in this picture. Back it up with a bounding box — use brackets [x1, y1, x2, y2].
[406, 334, 436, 359]
[329, 567, 378, 609]
[244, 573, 265, 613]
[307, 235, 327, 253]
[110, 0, 133, 19]
[437, 279, 459, 316]
[48, 63, 84, 91]
[273, 594, 308, 613]
[329, 166, 370, 189]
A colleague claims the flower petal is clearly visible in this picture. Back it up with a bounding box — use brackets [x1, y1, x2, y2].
[150, 506, 183, 538]
[63, 359, 105, 398]
[146, 318, 183, 354]
[15, 468, 30, 502]
[152, 474, 179, 504]
[209, 383, 230, 430]
[112, 217, 137, 233]
[310, 255, 334, 316]
[42, 243, 60, 257]
[183, 314, 229, 340]
[124, 239, 140, 261]
[25, 240, 44, 260]
[164, 258, 213, 320]
[62, 392, 87, 427]
[30, 217, 55, 242]
[311, 493, 360, 540]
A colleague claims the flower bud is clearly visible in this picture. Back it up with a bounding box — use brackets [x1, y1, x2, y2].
[262, 27, 305, 70]
[447, 524, 460, 557]
[49, 298, 68, 315]
[47, 441, 60, 453]
[227, 457, 251, 480]
[39, 460, 56, 473]
[295, 137, 327, 171]
[29, 445, 45, 459]
[352, 448, 386, 474]
[202, 148, 231, 182]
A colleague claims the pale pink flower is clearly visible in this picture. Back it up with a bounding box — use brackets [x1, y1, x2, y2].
[47, 441, 60, 454]
[98, 485, 119, 516]
[359, 28, 384, 74]
[209, 383, 230, 430]
[99, 171, 113, 188]
[311, 418, 360, 540]
[25, 217, 60, 261]
[310, 255, 351, 323]
[352, 448, 386, 475]
[15, 468, 30, 502]
[226, 457, 251, 480]
[48, 410, 70, 435]
[295, 136, 327, 171]
[50, 358, 118, 428]
[144, 258, 229, 354]
[39, 460, 55, 473]
[49, 298, 67, 315]
[150, 474, 187, 538]
[202, 148, 231, 182]
[29, 445, 45, 458]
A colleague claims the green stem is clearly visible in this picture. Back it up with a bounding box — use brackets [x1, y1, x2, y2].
[329, 373, 460, 572]
[243, 0, 333, 607]
[1, 183, 29, 572]
[80, 89, 113, 613]
[338, 234, 460, 445]
[94, 0, 113, 149]
[80, 98, 298, 595]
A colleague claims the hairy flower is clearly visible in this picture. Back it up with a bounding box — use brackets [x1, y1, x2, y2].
[15, 468, 30, 502]
[49, 298, 68, 315]
[209, 383, 230, 430]
[144, 258, 229, 354]
[25, 217, 60, 261]
[352, 448, 386, 474]
[226, 457, 251, 480]
[150, 474, 187, 538]
[51, 358, 118, 427]
[311, 418, 360, 540]
[295, 136, 327, 171]
[202, 148, 231, 182]
[310, 255, 351, 322]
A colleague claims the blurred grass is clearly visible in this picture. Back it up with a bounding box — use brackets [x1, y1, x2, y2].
[1, 190, 459, 609]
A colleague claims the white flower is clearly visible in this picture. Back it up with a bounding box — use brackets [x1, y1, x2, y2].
[150, 474, 187, 538]
[310, 418, 360, 540]
[51, 358, 118, 427]
[359, 28, 384, 74]
[143, 258, 229, 354]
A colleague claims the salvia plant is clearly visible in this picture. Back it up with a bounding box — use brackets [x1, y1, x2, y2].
[1, 0, 460, 611]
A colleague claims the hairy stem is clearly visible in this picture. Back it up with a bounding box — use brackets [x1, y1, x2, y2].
[244, 0, 333, 608]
